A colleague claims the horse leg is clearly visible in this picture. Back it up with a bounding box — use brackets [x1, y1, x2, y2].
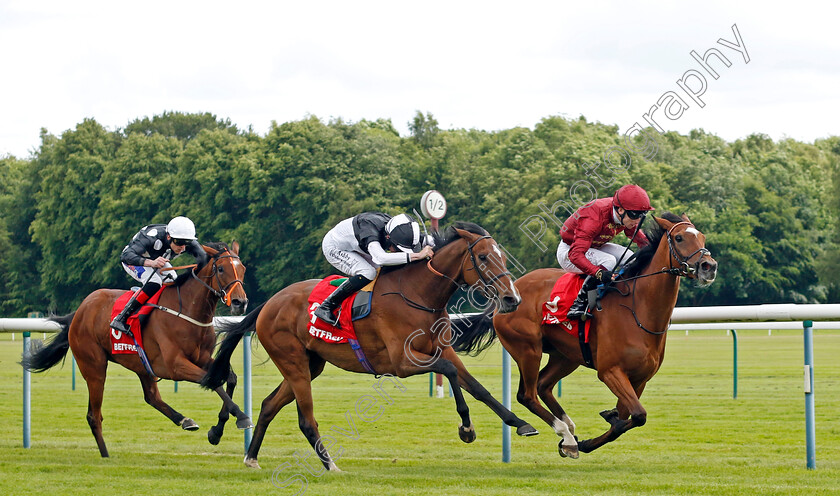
[439, 347, 538, 437]
[167, 354, 253, 431]
[75, 354, 110, 457]
[245, 381, 295, 469]
[278, 355, 341, 472]
[246, 357, 327, 470]
[70, 340, 108, 458]
[536, 354, 580, 437]
[392, 349, 475, 443]
[577, 368, 647, 453]
[208, 368, 241, 445]
[510, 343, 579, 458]
[137, 374, 195, 430]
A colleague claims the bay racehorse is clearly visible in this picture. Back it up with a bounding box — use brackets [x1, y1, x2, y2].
[202, 222, 538, 470]
[22, 242, 252, 457]
[453, 213, 717, 458]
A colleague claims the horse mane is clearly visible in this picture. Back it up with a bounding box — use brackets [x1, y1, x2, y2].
[620, 212, 684, 278]
[431, 221, 488, 251]
[171, 241, 229, 286]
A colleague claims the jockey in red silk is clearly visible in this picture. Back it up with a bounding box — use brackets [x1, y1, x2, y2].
[314, 212, 435, 327]
[558, 185, 654, 320]
[110, 216, 206, 335]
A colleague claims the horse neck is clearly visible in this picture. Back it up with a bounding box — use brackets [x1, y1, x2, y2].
[632, 238, 681, 332]
[401, 242, 466, 311]
[165, 269, 219, 320]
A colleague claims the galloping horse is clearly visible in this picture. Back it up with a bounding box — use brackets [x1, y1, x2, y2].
[454, 213, 717, 458]
[202, 222, 538, 470]
[22, 242, 252, 457]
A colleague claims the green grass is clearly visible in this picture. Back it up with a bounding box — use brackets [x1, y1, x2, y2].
[1, 329, 839, 495]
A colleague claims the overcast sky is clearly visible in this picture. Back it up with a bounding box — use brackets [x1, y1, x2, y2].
[1, 1, 836, 159]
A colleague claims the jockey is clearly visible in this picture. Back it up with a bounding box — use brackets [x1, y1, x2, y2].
[314, 212, 435, 327]
[109, 216, 206, 335]
[558, 185, 654, 320]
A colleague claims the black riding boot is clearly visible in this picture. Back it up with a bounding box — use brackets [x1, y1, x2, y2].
[566, 275, 599, 321]
[110, 297, 144, 335]
[314, 275, 372, 327]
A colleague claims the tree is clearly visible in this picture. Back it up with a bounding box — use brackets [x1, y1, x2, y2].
[408, 111, 440, 149]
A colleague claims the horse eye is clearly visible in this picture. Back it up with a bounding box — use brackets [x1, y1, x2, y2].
[218, 266, 224, 273]
[675, 235, 683, 242]
[478, 254, 488, 261]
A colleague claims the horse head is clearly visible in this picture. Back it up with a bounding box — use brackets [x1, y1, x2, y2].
[198, 241, 249, 314]
[654, 214, 717, 287]
[452, 226, 522, 313]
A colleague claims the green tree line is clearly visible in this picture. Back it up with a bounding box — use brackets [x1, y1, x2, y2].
[1, 111, 838, 316]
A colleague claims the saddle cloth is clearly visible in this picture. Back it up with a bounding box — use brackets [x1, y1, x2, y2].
[542, 273, 592, 342]
[109, 289, 164, 355]
[307, 275, 373, 344]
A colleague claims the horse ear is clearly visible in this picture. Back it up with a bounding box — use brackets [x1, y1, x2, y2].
[681, 213, 692, 224]
[230, 240, 240, 256]
[653, 216, 673, 230]
[454, 228, 479, 242]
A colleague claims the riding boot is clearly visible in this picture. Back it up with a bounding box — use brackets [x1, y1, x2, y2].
[314, 275, 372, 327]
[566, 275, 599, 321]
[110, 296, 144, 335]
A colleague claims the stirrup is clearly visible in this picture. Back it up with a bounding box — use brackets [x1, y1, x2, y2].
[110, 318, 132, 335]
[314, 305, 340, 327]
[566, 297, 592, 321]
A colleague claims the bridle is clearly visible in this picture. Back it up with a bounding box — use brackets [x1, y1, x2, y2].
[665, 222, 712, 277]
[191, 250, 245, 307]
[615, 221, 712, 335]
[385, 234, 512, 313]
[427, 235, 512, 296]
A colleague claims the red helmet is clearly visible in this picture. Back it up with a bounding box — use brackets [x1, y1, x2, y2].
[613, 185, 654, 211]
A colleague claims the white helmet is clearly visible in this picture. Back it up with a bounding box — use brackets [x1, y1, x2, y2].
[166, 216, 197, 240]
[385, 213, 422, 253]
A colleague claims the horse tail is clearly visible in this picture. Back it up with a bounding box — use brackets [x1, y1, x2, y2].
[450, 310, 497, 356]
[20, 313, 75, 372]
[200, 302, 265, 390]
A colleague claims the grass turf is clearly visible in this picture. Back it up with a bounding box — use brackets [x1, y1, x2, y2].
[1, 328, 838, 495]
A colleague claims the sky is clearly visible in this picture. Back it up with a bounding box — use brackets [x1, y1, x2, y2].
[1, 1, 837, 159]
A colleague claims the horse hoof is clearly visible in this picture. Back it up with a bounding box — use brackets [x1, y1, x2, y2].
[244, 456, 261, 469]
[600, 409, 619, 423]
[577, 438, 595, 453]
[180, 418, 200, 431]
[458, 423, 476, 443]
[236, 416, 254, 430]
[208, 428, 222, 445]
[558, 441, 580, 459]
[516, 424, 539, 437]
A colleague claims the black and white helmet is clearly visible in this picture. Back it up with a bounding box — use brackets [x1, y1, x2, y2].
[385, 213, 422, 253]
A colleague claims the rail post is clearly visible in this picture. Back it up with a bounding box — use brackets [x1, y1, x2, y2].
[803, 320, 815, 469]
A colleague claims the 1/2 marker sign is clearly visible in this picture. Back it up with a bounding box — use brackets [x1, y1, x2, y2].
[421, 190, 447, 220]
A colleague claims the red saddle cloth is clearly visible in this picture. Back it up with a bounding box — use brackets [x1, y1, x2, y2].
[542, 273, 592, 342]
[307, 275, 363, 344]
[109, 289, 164, 355]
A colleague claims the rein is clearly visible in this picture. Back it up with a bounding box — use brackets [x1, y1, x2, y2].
[383, 234, 511, 314]
[153, 251, 245, 326]
[614, 222, 710, 335]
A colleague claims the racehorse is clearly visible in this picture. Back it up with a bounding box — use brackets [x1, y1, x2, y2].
[202, 222, 538, 470]
[22, 242, 251, 457]
[453, 213, 717, 458]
